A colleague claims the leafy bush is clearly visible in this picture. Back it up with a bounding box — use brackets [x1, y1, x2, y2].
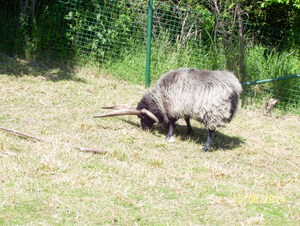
[64, 0, 144, 64]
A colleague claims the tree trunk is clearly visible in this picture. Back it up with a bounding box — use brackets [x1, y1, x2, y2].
[212, 0, 228, 68]
[236, 1, 244, 81]
[19, 0, 29, 17]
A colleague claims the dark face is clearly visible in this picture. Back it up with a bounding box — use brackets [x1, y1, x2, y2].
[140, 115, 155, 131]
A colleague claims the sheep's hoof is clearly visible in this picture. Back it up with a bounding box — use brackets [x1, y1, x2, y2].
[202, 146, 209, 152]
[166, 136, 176, 143]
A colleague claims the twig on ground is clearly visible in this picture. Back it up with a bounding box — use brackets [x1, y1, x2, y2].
[0, 126, 46, 141]
[0, 126, 107, 154]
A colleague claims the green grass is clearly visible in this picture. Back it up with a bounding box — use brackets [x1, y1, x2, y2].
[1, 54, 300, 225]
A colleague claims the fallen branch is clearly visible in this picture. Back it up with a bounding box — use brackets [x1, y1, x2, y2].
[0, 126, 46, 141]
[0, 126, 107, 154]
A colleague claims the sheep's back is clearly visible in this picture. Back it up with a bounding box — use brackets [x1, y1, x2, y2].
[151, 68, 242, 129]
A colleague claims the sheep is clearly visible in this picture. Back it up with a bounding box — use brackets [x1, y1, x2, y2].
[94, 68, 242, 151]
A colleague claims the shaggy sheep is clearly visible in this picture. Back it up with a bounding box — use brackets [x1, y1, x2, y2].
[94, 68, 242, 151]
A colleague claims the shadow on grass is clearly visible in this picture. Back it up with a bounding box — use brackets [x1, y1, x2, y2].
[122, 119, 245, 152]
[0, 53, 86, 83]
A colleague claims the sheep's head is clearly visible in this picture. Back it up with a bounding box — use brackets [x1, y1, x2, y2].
[136, 101, 157, 130]
[139, 114, 156, 130]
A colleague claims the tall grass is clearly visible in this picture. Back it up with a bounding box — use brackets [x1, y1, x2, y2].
[101, 41, 300, 81]
[244, 45, 300, 81]
[100, 38, 228, 86]
[242, 45, 300, 110]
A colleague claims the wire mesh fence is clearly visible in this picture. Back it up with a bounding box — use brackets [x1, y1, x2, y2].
[63, 0, 145, 61]
[61, 0, 299, 112]
[242, 75, 300, 112]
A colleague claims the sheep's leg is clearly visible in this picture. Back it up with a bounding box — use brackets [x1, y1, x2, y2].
[166, 119, 176, 142]
[202, 129, 215, 152]
[184, 117, 193, 135]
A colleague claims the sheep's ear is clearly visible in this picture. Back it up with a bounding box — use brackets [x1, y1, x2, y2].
[141, 109, 159, 123]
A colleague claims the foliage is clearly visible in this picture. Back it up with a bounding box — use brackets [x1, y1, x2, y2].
[0, 0, 70, 60]
[260, 0, 300, 9]
[249, 0, 300, 37]
[63, 0, 144, 63]
[0, 0, 25, 56]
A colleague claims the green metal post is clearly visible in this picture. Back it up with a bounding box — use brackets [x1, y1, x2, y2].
[145, 0, 153, 88]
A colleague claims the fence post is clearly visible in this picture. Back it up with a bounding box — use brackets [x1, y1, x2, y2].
[145, 0, 153, 88]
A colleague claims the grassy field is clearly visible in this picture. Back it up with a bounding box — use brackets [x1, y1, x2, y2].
[0, 55, 300, 225]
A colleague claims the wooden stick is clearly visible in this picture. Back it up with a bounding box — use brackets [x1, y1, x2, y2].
[0, 126, 107, 154]
[0, 126, 46, 141]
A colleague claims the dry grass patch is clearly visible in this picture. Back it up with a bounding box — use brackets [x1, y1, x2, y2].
[0, 56, 300, 225]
